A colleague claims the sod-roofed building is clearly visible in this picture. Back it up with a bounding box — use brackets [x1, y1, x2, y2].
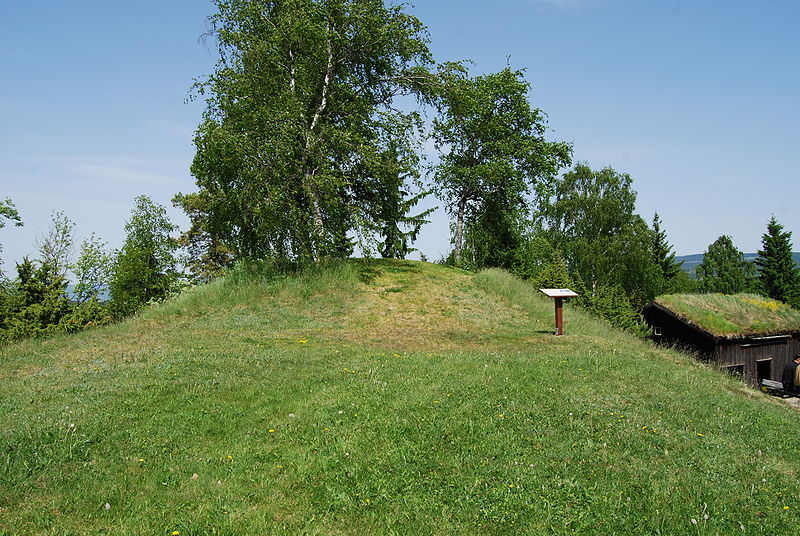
[642, 294, 800, 386]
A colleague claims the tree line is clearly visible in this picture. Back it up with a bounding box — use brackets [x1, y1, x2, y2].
[0, 196, 179, 344]
[2, 0, 798, 342]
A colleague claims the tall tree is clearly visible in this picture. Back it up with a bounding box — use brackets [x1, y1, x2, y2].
[110, 196, 178, 317]
[697, 235, 755, 294]
[73, 233, 113, 304]
[185, 0, 435, 262]
[538, 163, 660, 306]
[755, 216, 800, 307]
[35, 210, 76, 279]
[172, 191, 234, 281]
[431, 64, 571, 267]
[650, 212, 689, 294]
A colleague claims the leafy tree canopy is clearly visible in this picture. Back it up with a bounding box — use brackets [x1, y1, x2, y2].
[697, 235, 755, 294]
[432, 64, 571, 267]
[537, 163, 659, 306]
[35, 210, 75, 279]
[0, 197, 23, 274]
[110, 196, 178, 317]
[187, 0, 436, 263]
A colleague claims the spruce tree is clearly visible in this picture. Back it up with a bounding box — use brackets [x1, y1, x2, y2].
[697, 235, 755, 294]
[755, 216, 800, 307]
[650, 213, 686, 294]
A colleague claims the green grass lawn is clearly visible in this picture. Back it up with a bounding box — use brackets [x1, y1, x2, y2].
[1, 260, 799, 535]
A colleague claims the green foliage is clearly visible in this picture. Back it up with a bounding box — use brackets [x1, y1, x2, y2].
[755, 216, 800, 308]
[172, 191, 234, 281]
[432, 64, 571, 267]
[697, 235, 756, 294]
[35, 210, 76, 279]
[109, 196, 178, 317]
[575, 282, 650, 335]
[347, 116, 434, 259]
[530, 249, 574, 290]
[0, 197, 23, 274]
[0, 197, 23, 229]
[188, 0, 435, 262]
[73, 233, 113, 304]
[510, 233, 574, 289]
[650, 212, 688, 294]
[509, 232, 556, 280]
[0, 216, 113, 345]
[538, 163, 660, 307]
[0, 258, 72, 343]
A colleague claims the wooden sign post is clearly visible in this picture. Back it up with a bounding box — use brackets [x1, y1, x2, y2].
[539, 289, 578, 336]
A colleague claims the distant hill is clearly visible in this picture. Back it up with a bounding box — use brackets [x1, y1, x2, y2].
[677, 252, 800, 278]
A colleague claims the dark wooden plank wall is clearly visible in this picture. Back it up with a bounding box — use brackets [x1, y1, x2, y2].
[644, 307, 716, 356]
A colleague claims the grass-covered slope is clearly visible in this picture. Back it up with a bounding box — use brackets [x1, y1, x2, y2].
[656, 293, 800, 338]
[1, 260, 799, 535]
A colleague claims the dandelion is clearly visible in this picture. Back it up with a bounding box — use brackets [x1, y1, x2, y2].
[323, 427, 331, 432]
[275, 465, 284, 469]
[784, 506, 790, 510]
[172, 532, 181, 536]
[104, 503, 111, 511]
[697, 433, 704, 437]
[137, 458, 145, 462]
[691, 519, 698, 525]
[268, 429, 275, 433]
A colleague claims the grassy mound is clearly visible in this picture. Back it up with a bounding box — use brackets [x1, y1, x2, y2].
[1, 260, 799, 535]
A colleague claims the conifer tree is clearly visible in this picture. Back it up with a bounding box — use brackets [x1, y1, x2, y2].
[651, 213, 682, 279]
[650, 213, 686, 294]
[755, 216, 800, 307]
[697, 235, 755, 294]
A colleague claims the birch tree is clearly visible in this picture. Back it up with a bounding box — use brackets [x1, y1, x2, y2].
[184, 0, 435, 262]
[431, 64, 571, 266]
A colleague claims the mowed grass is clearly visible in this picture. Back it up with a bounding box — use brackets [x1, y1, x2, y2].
[1, 259, 799, 535]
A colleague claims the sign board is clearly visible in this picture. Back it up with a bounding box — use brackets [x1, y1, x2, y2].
[539, 288, 578, 298]
[539, 288, 578, 336]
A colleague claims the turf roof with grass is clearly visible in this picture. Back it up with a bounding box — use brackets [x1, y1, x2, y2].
[654, 293, 800, 338]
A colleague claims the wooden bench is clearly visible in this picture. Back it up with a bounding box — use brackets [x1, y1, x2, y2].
[760, 379, 795, 398]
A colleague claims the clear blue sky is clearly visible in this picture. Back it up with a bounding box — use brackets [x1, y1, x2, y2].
[2, 0, 799, 272]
